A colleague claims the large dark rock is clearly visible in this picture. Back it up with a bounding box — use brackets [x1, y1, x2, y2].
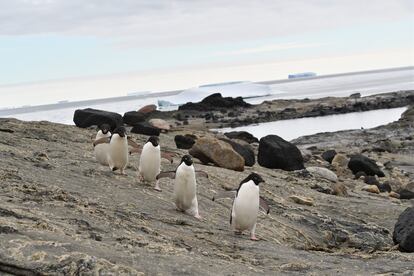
[224, 131, 259, 144]
[258, 135, 304, 171]
[174, 135, 196, 149]
[130, 122, 161, 136]
[393, 207, 414, 252]
[348, 155, 385, 177]
[322, 150, 337, 163]
[179, 93, 251, 111]
[399, 189, 414, 199]
[220, 138, 255, 167]
[123, 111, 147, 126]
[73, 108, 123, 130]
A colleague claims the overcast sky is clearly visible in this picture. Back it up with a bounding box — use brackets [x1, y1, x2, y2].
[0, 0, 413, 105]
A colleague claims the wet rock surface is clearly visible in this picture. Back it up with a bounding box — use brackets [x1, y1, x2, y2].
[0, 111, 414, 274]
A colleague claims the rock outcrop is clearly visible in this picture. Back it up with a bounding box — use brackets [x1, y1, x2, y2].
[179, 93, 251, 111]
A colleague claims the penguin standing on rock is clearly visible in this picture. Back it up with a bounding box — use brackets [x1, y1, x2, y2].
[213, 172, 270, 241]
[156, 155, 208, 219]
[93, 126, 140, 174]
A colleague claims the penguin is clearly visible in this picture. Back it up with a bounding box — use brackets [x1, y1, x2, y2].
[93, 126, 136, 174]
[95, 123, 111, 140]
[139, 136, 162, 189]
[94, 124, 112, 166]
[212, 172, 270, 241]
[156, 155, 208, 219]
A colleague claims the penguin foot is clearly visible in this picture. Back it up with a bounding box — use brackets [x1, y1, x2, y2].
[154, 186, 162, 192]
[250, 235, 259, 241]
[194, 214, 202, 220]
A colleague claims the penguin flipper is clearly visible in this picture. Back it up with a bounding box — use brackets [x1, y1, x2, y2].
[195, 171, 209, 178]
[212, 191, 236, 201]
[259, 196, 270, 214]
[93, 137, 110, 147]
[156, 171, 176, 180]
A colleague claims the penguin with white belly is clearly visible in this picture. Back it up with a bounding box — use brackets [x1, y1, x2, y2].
[95, 123, 111, 140]
[93, 126, 140, 174]
[138, 136, 161, 189]
[156, 155, 208, 219]
[213, 172, 270, 241]
[94, 124, 112, 166]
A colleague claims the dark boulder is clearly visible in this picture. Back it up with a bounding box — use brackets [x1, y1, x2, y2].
[348, 155, 385, 177]
[123, 111, 147, 126]
[174, 135, 196, 149]
[321, 150, 337, 163]
[224, 131, 259, 144]
[131, 122, 161, 136]
[220, 138, 255, 167]
[258, 135, 304, 171]
[73, 108, 123, 130]
[393, 207, 414, 252]
[179, 93, 251, 111]
[399, 189, 414, 199]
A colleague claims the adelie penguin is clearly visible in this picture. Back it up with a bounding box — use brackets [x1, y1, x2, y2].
[213, 172, 270, 241]
[94, 124, 112, 166]
[93, 126, 140, 174]
[137, 136, 175, 191]
[156, 155, 208, 219]
[95, 123, 111, 140]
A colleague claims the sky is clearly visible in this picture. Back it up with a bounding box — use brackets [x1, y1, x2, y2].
[0, 0, 413, 107]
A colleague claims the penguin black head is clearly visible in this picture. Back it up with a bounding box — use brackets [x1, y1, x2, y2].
[147, 136, 159, 147]
[100, 124, 111, 134]
[113, 126, 127, 138]
[181, 155, 193, 166]
[243, 172, 265, 186]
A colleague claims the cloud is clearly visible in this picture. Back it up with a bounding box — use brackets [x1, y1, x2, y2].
[212, 42, 325, 57]
[0, 0, 412, 47]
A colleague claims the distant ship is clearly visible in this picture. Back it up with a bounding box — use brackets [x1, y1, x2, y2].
[288, 72, 317, 79]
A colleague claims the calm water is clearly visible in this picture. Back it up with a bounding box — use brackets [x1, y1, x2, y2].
[215, 107, 407, 141]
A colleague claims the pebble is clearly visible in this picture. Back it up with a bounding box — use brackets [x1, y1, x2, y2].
[361, 185, 380, 194]
[289, 195, 314, 206]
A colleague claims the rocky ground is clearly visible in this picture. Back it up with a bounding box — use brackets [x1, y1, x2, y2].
[1, 105, 414, 275]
